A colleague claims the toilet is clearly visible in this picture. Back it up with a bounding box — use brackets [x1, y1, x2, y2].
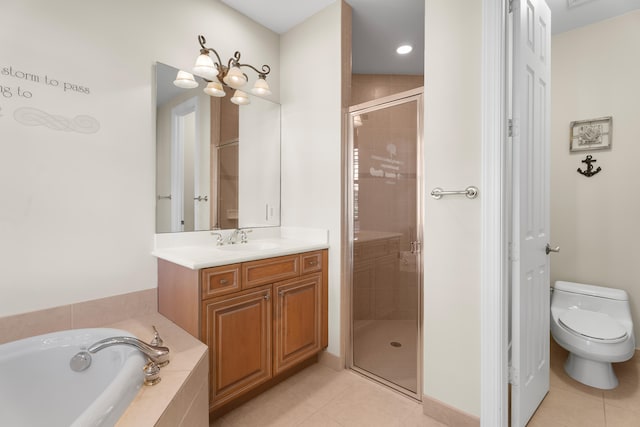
[550, 281, 635, 389]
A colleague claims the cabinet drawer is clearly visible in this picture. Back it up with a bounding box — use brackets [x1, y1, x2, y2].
[201, 264, 241, 299]
[300, 251, 322, 275]
[242, 255, 299, 289]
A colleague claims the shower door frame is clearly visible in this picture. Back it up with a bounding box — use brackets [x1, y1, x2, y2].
[345, 87, 424, 401]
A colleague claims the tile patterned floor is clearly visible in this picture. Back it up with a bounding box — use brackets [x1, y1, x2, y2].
[210, 363, 446, 427]
[210, 340, 640, 427]
[528, 340, 640, 427]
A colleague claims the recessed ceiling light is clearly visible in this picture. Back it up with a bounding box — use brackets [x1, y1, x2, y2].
[396, 45, 413, 55]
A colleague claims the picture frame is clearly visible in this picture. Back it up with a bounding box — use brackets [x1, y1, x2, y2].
[569, 116, 612, 152]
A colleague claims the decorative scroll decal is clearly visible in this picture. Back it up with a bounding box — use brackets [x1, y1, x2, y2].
[13, 107, 100, 134]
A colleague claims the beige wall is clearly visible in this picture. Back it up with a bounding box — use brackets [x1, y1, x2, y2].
[280, 1, 343, 355]
[423, 0, 482, 417]
[551, 11, 640, 346]
[0, 0, 279, 316]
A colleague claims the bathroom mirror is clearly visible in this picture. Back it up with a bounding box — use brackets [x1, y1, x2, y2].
[155, 62, 280, 233]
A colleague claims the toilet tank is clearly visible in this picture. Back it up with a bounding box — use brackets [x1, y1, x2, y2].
[553, 281, 632, 320]
[555, 281, 629, 301]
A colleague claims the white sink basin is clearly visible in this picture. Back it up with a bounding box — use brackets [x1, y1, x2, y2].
[217, 241, 280, 252]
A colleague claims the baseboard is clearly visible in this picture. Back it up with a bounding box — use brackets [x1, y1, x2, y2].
[422, 394, 480, 427]
[318, 349, 343, 371]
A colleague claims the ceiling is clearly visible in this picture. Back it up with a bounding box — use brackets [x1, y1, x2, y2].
[547, 0, 640, 34]
[220, 0, 640, 74]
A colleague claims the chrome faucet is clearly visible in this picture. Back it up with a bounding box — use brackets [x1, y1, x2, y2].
[70, 329, 170, 386]
[239, 229, 252, 243]
[87, 336, 170, 367]
[226, 229, 241, 244]
[211, 231, 224, 246]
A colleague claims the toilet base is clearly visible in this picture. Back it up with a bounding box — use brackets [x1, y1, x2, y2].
[564, 353, 619, 390]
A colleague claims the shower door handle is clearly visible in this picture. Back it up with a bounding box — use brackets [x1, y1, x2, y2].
[545, 243, 560, 255]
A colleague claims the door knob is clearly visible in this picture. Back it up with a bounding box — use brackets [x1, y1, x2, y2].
[546, 244, 560, 255]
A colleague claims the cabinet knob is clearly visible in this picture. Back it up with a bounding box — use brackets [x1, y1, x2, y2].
[264, 294, 270, 301]
[307, 260, 317, 266]
[279, 290, 284, 297]
[219, 279, 228, 285]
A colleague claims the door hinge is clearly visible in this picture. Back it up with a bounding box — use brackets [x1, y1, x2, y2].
[410, 241, 422, 254]
[509, 0, 513, 13]
[508, 118, 513, 137]
[509, 365, 519, 386]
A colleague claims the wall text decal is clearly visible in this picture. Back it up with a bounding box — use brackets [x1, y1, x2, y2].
[14, 107, 100, 134]
[1, 65, 91, 97]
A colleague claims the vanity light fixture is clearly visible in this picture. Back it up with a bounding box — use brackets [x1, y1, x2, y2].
[174, 34, 272, 105]
[230, 90, 250, 106]
[173, 70, 199, 89]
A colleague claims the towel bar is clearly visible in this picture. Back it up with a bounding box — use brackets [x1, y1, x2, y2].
[430, 186, 478, 200]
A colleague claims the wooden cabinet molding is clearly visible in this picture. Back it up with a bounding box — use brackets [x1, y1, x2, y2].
[242, 254, 300, 289]
[273, 273, 322, 375]
[201, 264, 241, 299]
[203, 285, 272, 408]
[157, 249, 328, 415]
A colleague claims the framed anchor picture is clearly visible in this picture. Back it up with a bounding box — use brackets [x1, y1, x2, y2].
[569, 116, 612, 152]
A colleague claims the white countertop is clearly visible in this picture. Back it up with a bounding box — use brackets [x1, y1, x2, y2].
[152, 227, 329, 270]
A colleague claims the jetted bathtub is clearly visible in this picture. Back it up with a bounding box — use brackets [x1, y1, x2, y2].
[0, 328, 146, 427]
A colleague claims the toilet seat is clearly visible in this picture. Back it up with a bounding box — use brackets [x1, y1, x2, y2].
[558, 309, 628, 343]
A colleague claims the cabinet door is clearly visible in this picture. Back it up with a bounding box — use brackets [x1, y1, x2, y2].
[203, 285, 272, 409]
[273, 273, 322, 375]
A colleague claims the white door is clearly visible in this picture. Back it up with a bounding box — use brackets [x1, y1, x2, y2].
[170, 97, 199, 232]
[510, 0, 551, 425]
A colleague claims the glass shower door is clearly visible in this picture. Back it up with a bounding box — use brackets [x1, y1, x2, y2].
[348, 90, 423, 397]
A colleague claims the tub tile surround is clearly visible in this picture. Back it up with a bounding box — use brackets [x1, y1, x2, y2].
[0, 289, 209, 427]
[0, 288, 158, 345]
[112, 313, 209, 427]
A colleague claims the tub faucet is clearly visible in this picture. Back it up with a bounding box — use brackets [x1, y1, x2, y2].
[87, 336, 170, 367]
[70, 332, 170, 386]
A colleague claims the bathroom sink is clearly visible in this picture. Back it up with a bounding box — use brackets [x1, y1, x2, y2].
[218, 241, 280, 252]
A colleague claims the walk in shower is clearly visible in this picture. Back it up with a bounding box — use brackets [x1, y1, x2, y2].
[347, 88, 423, 399]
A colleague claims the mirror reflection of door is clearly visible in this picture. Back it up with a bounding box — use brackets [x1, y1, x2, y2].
[169, 97, 210, 232]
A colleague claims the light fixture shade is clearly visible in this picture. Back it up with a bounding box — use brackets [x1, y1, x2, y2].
[193, 54, 218, 79]
[204, 81, 225, 97]
[251, 77, 271, 96]
[230, 90, 250, 105]
[173, 70, 199, 89]
[223, 66, 247, 89]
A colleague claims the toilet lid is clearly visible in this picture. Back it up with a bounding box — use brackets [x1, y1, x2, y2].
[559, 309, 627, 342]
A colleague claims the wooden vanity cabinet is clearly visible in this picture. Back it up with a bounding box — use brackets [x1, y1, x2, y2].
[157, 249, 328, 414]
[203, 284, 272, 408]
[273, 273, 323, 375]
